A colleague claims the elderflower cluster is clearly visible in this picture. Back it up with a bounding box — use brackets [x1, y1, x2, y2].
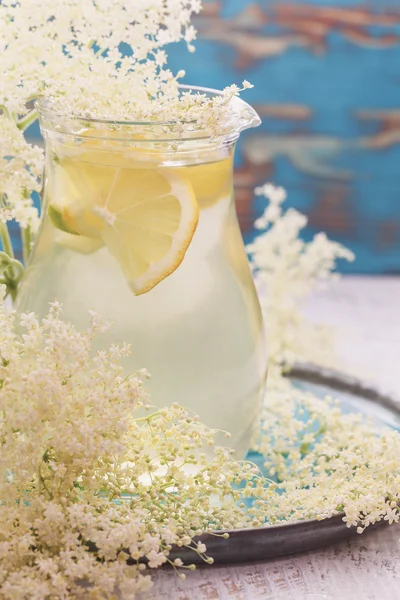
[248, 183, 355, 369]
[1, 188, 400, 598]
[249, 185, 400, 535]
[0, 116, 43, 231]
[1, 0, 201, 117]
[0, 292, 265, 598]
[257, 373, 400, 530]
[1, 0, 253, 128]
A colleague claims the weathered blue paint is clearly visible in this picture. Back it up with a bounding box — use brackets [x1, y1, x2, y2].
[166, 0, 400, 273]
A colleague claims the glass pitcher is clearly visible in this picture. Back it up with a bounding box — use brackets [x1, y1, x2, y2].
[16, 87, 267, 458]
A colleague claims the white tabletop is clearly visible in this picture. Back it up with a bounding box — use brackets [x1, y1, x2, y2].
[150, 276, 400, 600]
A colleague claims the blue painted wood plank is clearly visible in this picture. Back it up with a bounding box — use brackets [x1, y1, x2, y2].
[165, 0, 400, 273]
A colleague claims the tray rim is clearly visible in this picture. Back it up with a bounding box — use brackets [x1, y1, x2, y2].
[168, 365, 399, 564]
[215, 363, 400, 535]
[288, 362, 400, 415]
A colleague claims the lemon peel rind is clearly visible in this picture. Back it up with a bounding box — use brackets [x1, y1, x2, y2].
[107, 176, 199, 296]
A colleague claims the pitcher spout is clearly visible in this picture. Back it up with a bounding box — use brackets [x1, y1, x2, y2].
[178, 84, 261, 141]
[230, 93, 261, 135]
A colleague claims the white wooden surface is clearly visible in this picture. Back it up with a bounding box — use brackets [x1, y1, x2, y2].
[150, 277, 400, 600]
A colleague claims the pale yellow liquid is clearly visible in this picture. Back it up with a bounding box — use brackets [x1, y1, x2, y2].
[17, 148, 267, 458]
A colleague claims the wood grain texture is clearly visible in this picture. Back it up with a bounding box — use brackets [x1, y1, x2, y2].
[148, 276, 400, 600]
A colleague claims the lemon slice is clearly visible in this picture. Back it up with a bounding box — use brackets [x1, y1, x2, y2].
[47, 164, 105, 254]
[183, 158, 233, 209]
[54, 136, 233, 210]
[48, 156, 199, 295]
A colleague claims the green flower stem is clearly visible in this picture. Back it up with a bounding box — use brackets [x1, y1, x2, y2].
[0, 212, 25, 301]
[22, 226, 32, 265]
[0, 221, 14, 259]
[17, 108, 39, 131]
[0, 105, 11, 120]
[0, 255, 24, 303]
[133, 411, 162, 424]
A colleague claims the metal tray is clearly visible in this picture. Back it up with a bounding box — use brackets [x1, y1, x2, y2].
[171, 365, 400, 565]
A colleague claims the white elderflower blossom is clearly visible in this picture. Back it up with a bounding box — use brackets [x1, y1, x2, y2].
[245, 185, 400, 536]
[0, 0, 202, 115]
[248, 183, 355, 368]
[1, 0, 250, 128]
[0, 116, 43, 232]
[0, 289, 268, 597]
